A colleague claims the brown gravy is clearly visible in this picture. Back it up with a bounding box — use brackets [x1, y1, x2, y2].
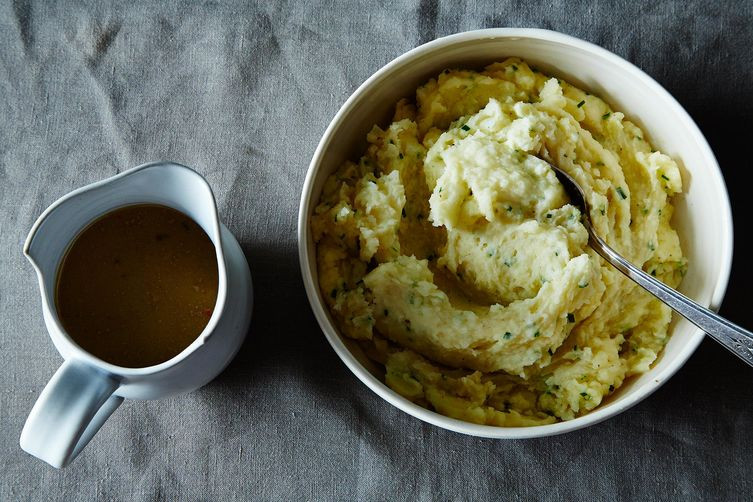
[56, 204, 219, 368]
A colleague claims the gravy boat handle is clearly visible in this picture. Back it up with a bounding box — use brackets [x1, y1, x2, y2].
[20, 360, 123, 468]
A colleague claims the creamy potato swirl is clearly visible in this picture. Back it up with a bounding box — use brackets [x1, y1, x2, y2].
[312, 59, 686, 426]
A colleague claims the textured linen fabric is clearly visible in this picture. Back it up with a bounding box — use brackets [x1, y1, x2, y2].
[2, 1, 753, 500]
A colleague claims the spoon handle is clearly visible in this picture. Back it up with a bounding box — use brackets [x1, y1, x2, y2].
[587, 229, 753, 367]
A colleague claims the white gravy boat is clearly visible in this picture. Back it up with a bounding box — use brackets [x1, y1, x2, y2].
[20, 161, 253, 468]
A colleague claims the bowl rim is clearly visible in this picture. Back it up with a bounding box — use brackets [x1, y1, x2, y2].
[297, 27, 734, 438]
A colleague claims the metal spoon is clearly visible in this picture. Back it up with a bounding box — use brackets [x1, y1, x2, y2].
[551, 166, 753, 367]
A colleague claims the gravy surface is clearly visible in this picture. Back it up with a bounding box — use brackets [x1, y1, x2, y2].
[56, 204, 219, 368]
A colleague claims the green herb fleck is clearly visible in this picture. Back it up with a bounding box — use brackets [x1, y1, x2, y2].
[511, 64, 518, 71]
[616, 186, 627, 199]
[399, 153, 404, 159]
[602, 112, 611, 120]
[533, 331, 540, 338]
[577, 100, 585, 108]
[661, 174, 669, 181]
[503, 332, 512, 340]
[546, 213, 552, 219]
[461, 124, 471, 132]
[580, 392, 591, 400]
[567, 313, 575, 323]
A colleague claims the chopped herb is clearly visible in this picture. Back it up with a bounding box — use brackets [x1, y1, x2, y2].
[616, 187, 627, 199]
[648, 242, 655, 251]
[330, 288, 338, 299]
[546, 213, 552, 219]
[634, 135, 643, 141]
[573, 345, 579, 351]
[399, 153, 404, 159]
[660, 174, 670, 181]
[599, 206, 606, 216]
[602, 112, 611, 120]
[389, 139, 394, 144]
[580, 392, 591, 400]
[577, 100, 585, 108]
[438, 187, 443, 193]
[650, 269, 657, 277]
[461, 124, 471, 132]
[533, 331, 540, 338]
[567, 313, 575, 323]
[511, 64, 518, 71]
[503, 332, 512, 340]
[507, 205, 513, 212]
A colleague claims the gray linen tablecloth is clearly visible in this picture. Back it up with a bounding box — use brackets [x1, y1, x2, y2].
[2, 1, 752, 500]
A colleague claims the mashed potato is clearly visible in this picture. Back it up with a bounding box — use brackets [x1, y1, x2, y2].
[312, 59, 687, 426]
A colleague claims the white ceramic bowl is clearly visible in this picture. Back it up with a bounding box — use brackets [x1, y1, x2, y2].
[298, 28, 733, 438]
